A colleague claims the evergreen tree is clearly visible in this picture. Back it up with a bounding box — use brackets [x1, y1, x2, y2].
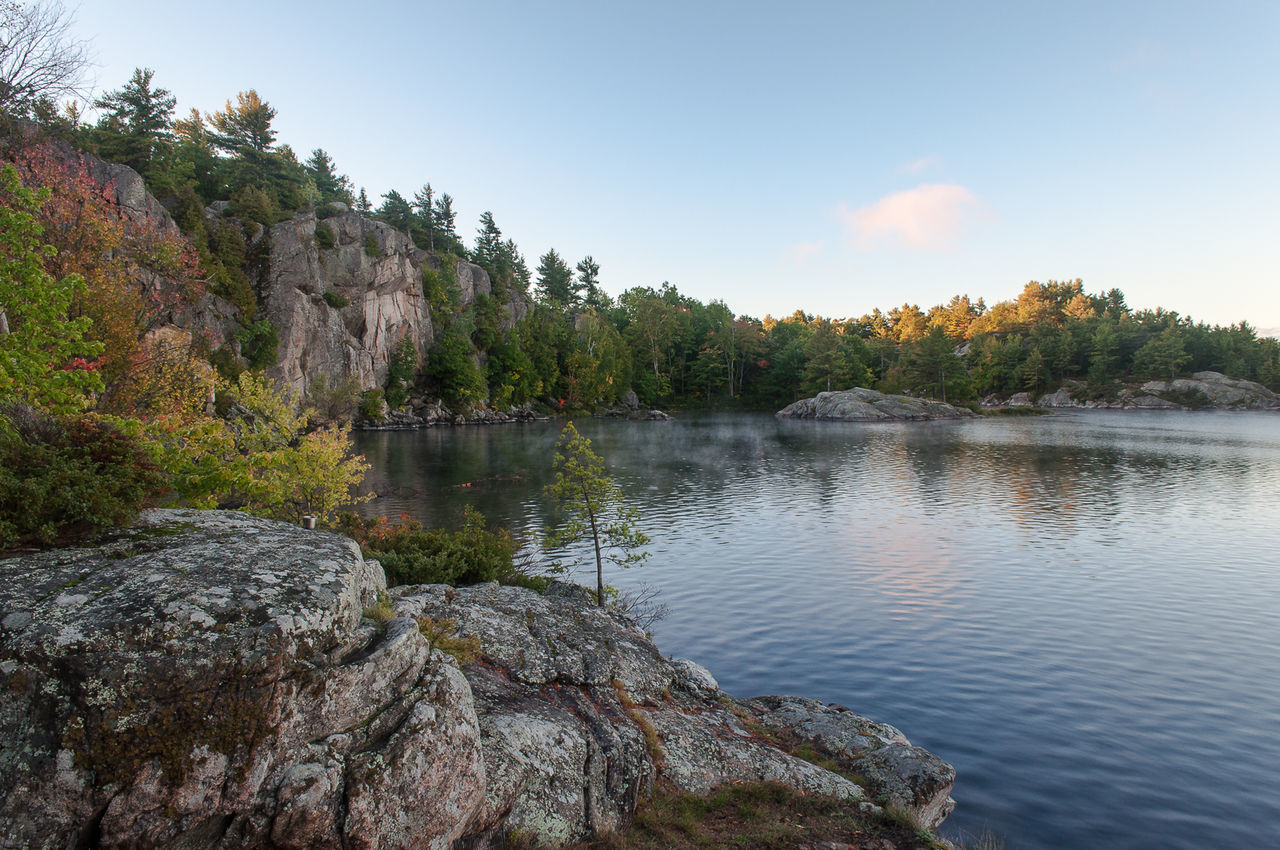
[208, 89, 276, 153]
[377, 189, 414, 234]
[536, 249, 574, 305]
[304, 148, 353, 206]
[412, 183, 435, 250]
[543, 421, 649, 606]
[92, 67, 175, 176]
[575, 255, 602, 308]
[433, 193, 459, 251]
[472, 211, 502, 270]
[356, 187, 371, 213]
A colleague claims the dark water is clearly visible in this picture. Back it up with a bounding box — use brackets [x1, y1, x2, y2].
[353, 411, 1280, 850]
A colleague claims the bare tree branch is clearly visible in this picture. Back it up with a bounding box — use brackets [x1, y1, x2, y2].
[0, 1, 90, 116]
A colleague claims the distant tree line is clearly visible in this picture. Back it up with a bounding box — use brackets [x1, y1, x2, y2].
[9, 56, 1279, 416]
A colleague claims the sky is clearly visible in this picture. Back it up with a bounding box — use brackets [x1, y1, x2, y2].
[71, 0, 1280, 333]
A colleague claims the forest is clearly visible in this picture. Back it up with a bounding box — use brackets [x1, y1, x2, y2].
[3, 24, 1280, 546]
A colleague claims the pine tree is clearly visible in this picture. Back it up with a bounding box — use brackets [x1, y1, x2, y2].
[543, 422, 649, 606]
[536, 249, 574, 305]
[433, 193, 459, 250]
[377, 190, 413, 234]
[472, 211, 502, 269]
[576, 255, 603, 308]
[412, 183, 436, 250]
[304, 149, 353, 206]
[208, 89, 277, 154]
[92, 67, 175, 175]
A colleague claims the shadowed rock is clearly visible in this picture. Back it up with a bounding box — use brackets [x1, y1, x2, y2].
[777, 387, 977, 421]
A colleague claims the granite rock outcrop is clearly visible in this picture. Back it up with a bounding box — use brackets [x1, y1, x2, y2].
[777, 388, 977, 422]
[0, 511, 954, 848]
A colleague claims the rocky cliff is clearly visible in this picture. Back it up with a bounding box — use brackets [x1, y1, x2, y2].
[778, 388, 977, 422]
[44, 144, 528, 406]
[263, 208, 528, 401]
[0, 510, 954, 849]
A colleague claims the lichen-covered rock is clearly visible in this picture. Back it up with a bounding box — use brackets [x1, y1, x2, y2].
[0, 509, 483, 849]
[395, 582, 954, 847]
[1, 516, 955, 848]
[744, 696, 956, 830]
[1139, 371, 1280, 410]
[777, 388, 976, 422]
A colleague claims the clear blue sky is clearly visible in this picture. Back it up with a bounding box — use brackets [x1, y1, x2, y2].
[73, 1, 1280, 333]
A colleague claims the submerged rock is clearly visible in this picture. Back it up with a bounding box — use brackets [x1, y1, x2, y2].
[777, 387, 977, 422]
[0, 513, 955, 848]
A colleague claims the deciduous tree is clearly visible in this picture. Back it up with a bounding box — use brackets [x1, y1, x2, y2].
[0, 0, 89, 117]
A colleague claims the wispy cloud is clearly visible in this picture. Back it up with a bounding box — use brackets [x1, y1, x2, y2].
[897, 155, 940, 175]
[840, 183, 980, 251]
[789, 240, 822, 264]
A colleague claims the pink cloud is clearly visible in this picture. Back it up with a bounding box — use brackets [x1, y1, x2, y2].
[789, 240, 822, 264]
[840, 183, 979, 251]
[897, 155, 941, 174]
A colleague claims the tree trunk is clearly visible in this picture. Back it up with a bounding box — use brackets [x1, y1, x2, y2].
[587, 506, 604, 606]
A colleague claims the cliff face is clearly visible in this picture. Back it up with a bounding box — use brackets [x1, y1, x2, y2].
[51, 145, 530, 404]
[263, 208, 528, 400]
[0, 511, 955, 849]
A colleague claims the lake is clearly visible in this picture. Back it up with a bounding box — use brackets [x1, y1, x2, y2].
[353, 410, 1280, 850]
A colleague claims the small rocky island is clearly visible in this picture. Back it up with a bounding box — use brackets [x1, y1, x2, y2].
[0, 511, 954, 849]
[778, 387, 977, 422]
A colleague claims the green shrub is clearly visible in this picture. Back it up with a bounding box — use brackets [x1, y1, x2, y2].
[425, 327, 486, 407]
[358, 388, 386, 421]
[364, 232, 382, 257]
[0, 404, 165, 550]
[315, 222, 335, 249]
[236, 319, 278, 371]
[322, 290, 349, 309]
[385, 337, 418, 409]
[337, 506, 548, 590]
[230, 185, 277, 227]
[417, 615, 482, 664]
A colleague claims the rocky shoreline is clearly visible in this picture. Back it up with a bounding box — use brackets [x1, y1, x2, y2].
[0, 510, 952, 848]
[983, 371, 1280, 412]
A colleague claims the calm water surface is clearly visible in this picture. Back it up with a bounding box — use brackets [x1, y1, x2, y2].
[354, 411, 1280, 850]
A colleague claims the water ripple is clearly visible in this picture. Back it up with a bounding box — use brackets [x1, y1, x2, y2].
[354, 411, 1280, 850]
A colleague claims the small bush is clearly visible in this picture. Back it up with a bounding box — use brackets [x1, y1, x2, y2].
[358, 388, 386, 421]
[0, 404, 166, 550]
[417, 615, 482, 664]
[236, 319, 279, 371]
[308, 374, 363, 424]
[322, 290, 349, 309]
[364, 232, 382, 257]
[385, 337, 418, 409]
[315, 222, 335, 249]
[336, 506, 549, 590]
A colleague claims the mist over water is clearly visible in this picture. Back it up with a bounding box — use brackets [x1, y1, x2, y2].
[354, 411, 1280, 850]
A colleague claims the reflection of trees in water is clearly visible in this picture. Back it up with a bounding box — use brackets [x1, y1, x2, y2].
[354, 414, 1275, 558]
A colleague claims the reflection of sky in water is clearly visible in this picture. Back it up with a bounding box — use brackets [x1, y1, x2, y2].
[354, 411, 1280, 850]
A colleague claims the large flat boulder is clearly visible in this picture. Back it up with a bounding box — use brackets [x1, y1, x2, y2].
[0, 510, 483, 850]
[778, 387, 977, 421]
